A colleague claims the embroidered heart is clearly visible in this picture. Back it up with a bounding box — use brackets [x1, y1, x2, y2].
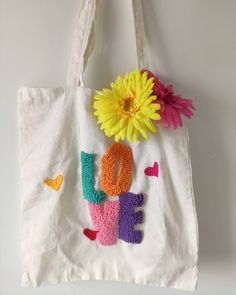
[43, 175, 63, 191]
[83, 228, 99, 241]
[144, 162, 159, 177]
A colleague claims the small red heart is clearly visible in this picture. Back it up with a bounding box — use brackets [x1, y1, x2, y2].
[144, 161, 159, 177]
[83, 228, 98, 241]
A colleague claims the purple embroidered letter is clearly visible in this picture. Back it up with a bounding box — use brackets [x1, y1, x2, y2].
[118, 192, 144, 244]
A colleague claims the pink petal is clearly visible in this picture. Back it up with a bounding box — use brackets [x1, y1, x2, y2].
[179, 107, 194, 118]
[174, 96, 194, 108]
[160, 108, 171, 128]
[165, 106, 176, 128]
[142, 69, 195, 129]
[168, 107, 183, 129]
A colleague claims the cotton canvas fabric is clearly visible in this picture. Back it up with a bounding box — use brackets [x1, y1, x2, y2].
[19, 0, 198, 291]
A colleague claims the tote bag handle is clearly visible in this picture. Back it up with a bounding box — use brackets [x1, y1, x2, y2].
[67, 0, 150, 87]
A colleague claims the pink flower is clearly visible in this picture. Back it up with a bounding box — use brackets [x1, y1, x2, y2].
[142, 69, 195, 129]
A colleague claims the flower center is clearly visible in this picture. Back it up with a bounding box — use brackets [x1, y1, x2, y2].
[119, 96, 139, 117]
[123, 97, 134, 111]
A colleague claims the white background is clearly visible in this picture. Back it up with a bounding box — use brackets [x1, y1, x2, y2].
[0, 0, 236, 294]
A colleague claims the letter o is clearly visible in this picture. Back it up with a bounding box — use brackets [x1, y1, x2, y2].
[100, 143, 132, 196]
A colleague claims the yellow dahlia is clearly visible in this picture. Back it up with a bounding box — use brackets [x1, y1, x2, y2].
[94, 70, 161, 143]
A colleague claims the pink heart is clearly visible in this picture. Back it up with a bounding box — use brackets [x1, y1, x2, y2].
[144, 162, 159, 177]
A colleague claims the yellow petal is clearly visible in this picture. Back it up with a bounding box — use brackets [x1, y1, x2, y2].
[127, 119, 134, 143]
[133, 118, 149, 140]
[143, 118, 157, 133]
[149, 112, 161, 120]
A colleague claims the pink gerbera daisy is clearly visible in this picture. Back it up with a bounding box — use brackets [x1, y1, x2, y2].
[142, 70, 195, 129]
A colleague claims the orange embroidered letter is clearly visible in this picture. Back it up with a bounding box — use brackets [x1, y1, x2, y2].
[101, 143, 132, 196]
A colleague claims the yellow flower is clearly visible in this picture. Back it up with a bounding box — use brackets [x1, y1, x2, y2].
[94, 70, 161, 143]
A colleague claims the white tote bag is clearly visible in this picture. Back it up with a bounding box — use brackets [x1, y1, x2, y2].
[19, 0, 198, 291]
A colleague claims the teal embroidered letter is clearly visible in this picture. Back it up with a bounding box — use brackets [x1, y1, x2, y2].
[81, 151, 106, 203]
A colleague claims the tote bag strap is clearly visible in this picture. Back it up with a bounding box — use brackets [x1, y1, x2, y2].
[67, 0, 149, 87]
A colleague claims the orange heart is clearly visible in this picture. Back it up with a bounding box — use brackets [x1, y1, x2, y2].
[44, 175, 63, 191]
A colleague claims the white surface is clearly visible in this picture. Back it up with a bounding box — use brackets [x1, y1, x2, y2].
[0, 0, 235, 294]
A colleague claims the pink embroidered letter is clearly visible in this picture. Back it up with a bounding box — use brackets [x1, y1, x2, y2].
[88, 200, 120, 246]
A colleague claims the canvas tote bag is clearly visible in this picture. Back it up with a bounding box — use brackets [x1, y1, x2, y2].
[19, 0, 199, 291]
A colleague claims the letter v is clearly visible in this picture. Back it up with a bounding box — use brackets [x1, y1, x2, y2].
[88, 201, 120, 246]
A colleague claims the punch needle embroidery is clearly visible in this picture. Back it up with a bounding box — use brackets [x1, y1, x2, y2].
[144, 162, 159, 177]
[83, 228, 99, 241]
[101, 143, 132, 196]
[81, 143, 145, 246]
[81, 151, 106, 203]
[43, 175, 63, 191]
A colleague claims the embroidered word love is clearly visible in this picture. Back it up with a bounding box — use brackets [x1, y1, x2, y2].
[81, 143, 144, 246]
